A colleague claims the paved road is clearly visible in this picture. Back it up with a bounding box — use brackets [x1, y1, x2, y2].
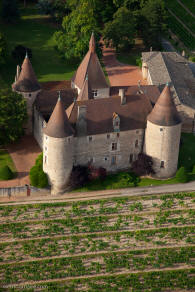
[161, 38, 175, 52]
[1, 181, 195, 205]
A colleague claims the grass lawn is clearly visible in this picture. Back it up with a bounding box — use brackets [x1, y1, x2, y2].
[0, 149, 16, 180]
[117, 52, 141, 66]
[0, 5, 77, 86]
[74, 133, 195, 191]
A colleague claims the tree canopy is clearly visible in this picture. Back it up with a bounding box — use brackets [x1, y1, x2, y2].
[53, 0, 100, 61]
[1, 0, 20, 23]
[103, 6, 135, 52]
[0, 33, 7, 66]
[0, 89, 27, 145]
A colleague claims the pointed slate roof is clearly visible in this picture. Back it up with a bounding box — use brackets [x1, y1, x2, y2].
[72, 33, 109, 90]
[147, 84, 181, 126]
[12, 54, 40, 92]
[44, 93, 74, 138]
[77, 77, 93, 101]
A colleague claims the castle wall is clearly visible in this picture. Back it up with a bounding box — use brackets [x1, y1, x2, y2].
[33, 106, 46, 149]
[176, 103, 195, 133]
[43, 134, 73, 194]
[144, 120, 181, 178]
[20, 89, 41, 134]
[73, 129, 144, 171]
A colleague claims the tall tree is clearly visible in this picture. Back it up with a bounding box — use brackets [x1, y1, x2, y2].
[0, 89, 27, 145]
[53, 0, 100, 61]
[1, 0, 20, 23]
[140, 0, 167, 49]
[103, 6, 135, 52]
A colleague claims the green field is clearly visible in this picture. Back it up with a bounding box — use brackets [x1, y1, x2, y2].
[0, 149, 16, 180]
[0, 192, 194, 290]
[0, 5, 77, 87]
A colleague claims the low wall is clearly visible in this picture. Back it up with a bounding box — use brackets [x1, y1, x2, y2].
[0, 186, 49, 197]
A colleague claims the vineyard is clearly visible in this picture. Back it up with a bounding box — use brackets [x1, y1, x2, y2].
[165, 0, 195, 50]
[0, 192, 194, 291]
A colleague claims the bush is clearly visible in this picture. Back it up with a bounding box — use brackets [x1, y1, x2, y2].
[88, 165, 107, 180]
[0, 165, 13, 180]
[68, 165, 89, 188]
[175, 167, 189, 183]
[131, 153, 155, 176]
[29, 153, 48, 188]
[189, 56, 195, 62]
[191, 165, 195, 174]
[136, 57, 142, 68]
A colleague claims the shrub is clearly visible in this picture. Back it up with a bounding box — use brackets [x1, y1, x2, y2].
[88, 165, 107, 180]
[131, 153, 155, 176]
[192, 165, 195, 174]
[68, 165, 89, 188]
[29, 153, 48, 188]
[136, 57, 142, 68]
[0, 165, 13, 180]
[175, 167, 189, 183]
[189, 56, 195, 62]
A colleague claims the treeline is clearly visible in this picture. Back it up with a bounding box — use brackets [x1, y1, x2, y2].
[38, 0, 167, 61]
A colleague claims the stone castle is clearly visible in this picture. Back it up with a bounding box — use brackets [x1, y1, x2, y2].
[12, 33, 184, 194]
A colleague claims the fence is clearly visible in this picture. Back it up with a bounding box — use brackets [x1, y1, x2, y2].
[0, 185, 49, 197]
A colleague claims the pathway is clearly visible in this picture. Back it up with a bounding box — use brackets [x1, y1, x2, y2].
[102, 46, 146, 86]
[1, 180, 195, 204]
[0, 135, 41, 188]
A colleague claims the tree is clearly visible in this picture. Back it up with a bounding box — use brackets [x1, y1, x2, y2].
[0, 33, 7, 65]
[175, 167, 189, 183]
[131, 153, 155, 176]
[140, 0, 167, 49]
[1, 0, 20, 23]
[0, 89, 27, 145]
[53, 0, 100, 61]
[12, 45, 32, 64]
[68, 165, 89, 188]
[103, 6, 135, 52]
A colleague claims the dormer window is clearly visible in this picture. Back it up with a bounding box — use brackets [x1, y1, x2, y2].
[112, 143, 117, 151]
[92, 90, 97, 97]
[113, 112, 120, 132]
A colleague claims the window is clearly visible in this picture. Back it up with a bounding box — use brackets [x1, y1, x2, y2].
[107, 134, 110, 139]
[92, 90, 98, 97]
[105, 157, 108, 161]
[135, 140, 138, 148]
[160, 161, 164, 168]
[136, 130, 139, 134]
[160, 128, 163, 132]
[117, 133, 120, 138]
[129, 154, 133, 163]
[45, 136, 48, 140]
[44, 155, 47, 164]
[68, 137, 71, 143]
[116, 121, 119, 127]
[111, 156, 116, 165]
[29, 93, 31, 97]
[112, 143, 117, 151]
[88, 136, 92, 142]
[45, 146, 47, 151]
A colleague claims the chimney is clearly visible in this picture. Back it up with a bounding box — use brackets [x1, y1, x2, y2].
[76, 105, 87, 136]
[119, 88, 126, 105]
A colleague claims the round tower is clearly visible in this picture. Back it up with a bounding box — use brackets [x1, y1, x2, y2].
[144, 83, 182, 178]
[43, 93, 74, 195]
[12, 52, 41, 134]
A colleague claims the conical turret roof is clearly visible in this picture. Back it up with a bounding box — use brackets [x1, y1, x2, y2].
[72, 33, 109, 90]
[44, 93, 74, 138]
[77, 76, 93, 101]
[12, 54, 40, 92]
[147, 84, 181, 126]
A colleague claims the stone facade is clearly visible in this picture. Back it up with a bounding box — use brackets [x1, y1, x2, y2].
[43, 134, 73, 194]
[144, 121, 181, 178]
[73, 129, 144, 172]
